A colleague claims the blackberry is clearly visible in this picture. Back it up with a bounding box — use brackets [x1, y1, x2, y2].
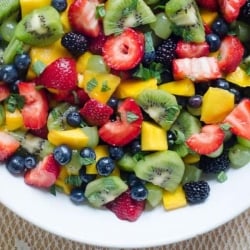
[61, 32, 89, 57]
[239, 0, 250, 22]
[199, 151, 230, 174]
[154, 37, 177, 67]
[183, 181, 210, 204]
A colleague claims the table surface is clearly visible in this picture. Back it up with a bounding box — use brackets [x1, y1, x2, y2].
[0, 203, 249, 250]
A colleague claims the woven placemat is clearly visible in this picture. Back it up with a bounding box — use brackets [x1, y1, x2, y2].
[0, 203, 249, 250]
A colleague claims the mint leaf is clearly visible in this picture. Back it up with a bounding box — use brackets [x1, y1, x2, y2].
[96, 4, 105, 18]
[86, 78, 98, 92]
[49, 185, 57, 196]
[80, 157, 95, 166]
[5, 94, 25, 113]
[126, 111, 139, 123]
[101, 80, 111, 92]
[65, 175, 82, 187]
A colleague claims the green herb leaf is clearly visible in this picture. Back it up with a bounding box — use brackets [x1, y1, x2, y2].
[80, 157, 95, 166]
[49, 185, 57, 196]
[126, 111, 139, 123]
[101, 80, 111, 92]
[86, 78, 98, 92]
[5, 94, 25, 113]
[133, 152, 146, 161]
[65, 175, 82, 187]
[32, 60, 46, 76]
[217, 171, 228, 183]
[96, 3, 105, 18]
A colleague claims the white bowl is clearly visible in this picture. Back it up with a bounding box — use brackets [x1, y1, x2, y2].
[0, 162, 249, 248]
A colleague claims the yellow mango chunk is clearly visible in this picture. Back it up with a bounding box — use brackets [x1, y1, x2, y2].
[5, 109, 24, 131]
[159, 78, 195, 96]
[78, 70, 121, 103]
[76, 52, 94, 74]
[55, 168, 72, 195]
[114, 78, 158, 99]
[141, 121, 168, 151]
[183, 153, 200, 164]
[200, 9, 218, 26]
[60, 0, 74, 32]
[201, 87, 235, 124]
[226, 66, 250, 87]
[20, 0, 51, 17]
[48, 128, 89, 149]
[162, 186, 187, 210]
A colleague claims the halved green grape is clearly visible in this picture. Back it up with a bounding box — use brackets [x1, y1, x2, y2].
[0, 16, 17, 42]
[229, 144, 250, 169]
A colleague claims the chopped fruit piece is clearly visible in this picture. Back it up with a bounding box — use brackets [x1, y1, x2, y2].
[200, 9, 219, 26]
[200, 87, 235, 123]
[0, 132, 20, 161]
[162, 185, 187, 210]
[186, 124, 225, 155]
[24, 154, 60, 188]
[0, 84, 10, 101]
[79, 99, 113, 126]
[99, 98, 143, 146]
[217, 35, 244, 74]
[196, 0, 218, 11]
[36, 57, 78, 91]
[223, 99, 250, 140]
[20, 0, 51, 17]
[102, 28, 144, 71]
[172, 57, 221, 82]
[226, 66, 250, 87]
[68, 0, 101, 37]
[5, 109, 24, 131]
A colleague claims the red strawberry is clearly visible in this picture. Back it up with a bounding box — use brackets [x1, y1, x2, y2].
[89, 31, 107, 55]
[218, 0, 246, 23]
[79, 99, 113, 126]
[102, 28, 144, 71]
[36, 58, 78, 91]
[24, 154, 61, 188]
[223, 99, 250, 140]
[175, 40, 210, 58]
[68, 0, 101, 37]
[18, 82, 49, 130]
[105, 190, 146, 222]
[217, 35, 244, 74]
[0, 132, 20, 161]
[196, 0, 218, 11]
[99, 98, 143, 146]
[186, 124, 225, 155]
[172, 57, 222, 82]
[0, 83, 10, 101]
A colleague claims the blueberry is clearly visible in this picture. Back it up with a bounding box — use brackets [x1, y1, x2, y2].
[53, 144, 72, 165]
[79, 147, 96, 165]
[108, 146, 125, 160]
[96, 157, 115, 176]
[211, 18, 229, 38]
[205, 33, 221, 52]
[24, 155, 37, 169]
[107, 97, 119, 110]
[130, 184, 148, 201]
[167, 130, 177, 146]
[14, 53, 31, 72]
[130, 139, 141, 155]
[213, 78, 230, 90]
[79, 168, 96, 184]
[127, 173, 144, 187]
[70, 187, 85, 204]
[66, 111, 82, 127]
[51, 0, 67, 12]
[0, 64, 19, 84]
[6, 155, 25, 174]
[229, 87, 241, 103]
[143, 50, 156, 64]
[187, 95, 202, 108]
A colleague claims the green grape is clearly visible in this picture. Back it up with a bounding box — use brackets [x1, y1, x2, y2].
[229, 144, 250, 169]
[0, 17, 17, 42]
[237, 136, 250, 149]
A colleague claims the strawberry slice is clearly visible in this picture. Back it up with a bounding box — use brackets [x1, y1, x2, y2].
[186, 124, 225, 155]
[175, 40, 210, 58]
[223, 99, 250, 140]
[99, 98, 143, 146]
[18, 82, 49, 130]
[172, 57, 222, 82]
[36, 58, 78, 91]
[217, 35, 244, 74]
[196, 0, 218, 11]
[0, 83, 10, 101]
[24, 154, 61, 188]
[68, 0, 101, 37]
[218, 0, 247, 23]
[102, 28, 144, 71]
[0, 132, 20, 161]
[79, 99, 113, 126]
[105, 190, 146, 222]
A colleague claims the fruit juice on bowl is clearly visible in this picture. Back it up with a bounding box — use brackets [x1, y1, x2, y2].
[0, 0, 249, 247]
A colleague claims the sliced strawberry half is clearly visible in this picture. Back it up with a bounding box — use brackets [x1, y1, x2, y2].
[68, 0, 101, 37]
[217, 35, 244, 74]
[0, 83, 10, 101]
[79, 99, 113, 126]
[102, 28, 144, 71]
[218, 0, 247, 23]
[186, 124, 225, 155]
[99, 98, 143, 146]
[105, 190, 146, 222]
[0, 132, 20, 161]
[36, 58, 78, 91]
[18, 82, 49, 130]
[223, 99, 250, 140]
[175, 40, 210, 58]
[24, 154, 61, 188]
[172, 57, 222, 82]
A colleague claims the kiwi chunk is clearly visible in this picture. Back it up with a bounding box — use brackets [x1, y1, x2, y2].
[165, 0, 205, 42]
[103, 0, 156, 35]
[0, 0, 20, 24]
[134, 150, 185, 192]
[85, 176, 128, 207]
[136, 89, 180, 130]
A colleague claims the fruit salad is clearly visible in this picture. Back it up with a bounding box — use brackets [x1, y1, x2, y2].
[0, 0, 250, 222]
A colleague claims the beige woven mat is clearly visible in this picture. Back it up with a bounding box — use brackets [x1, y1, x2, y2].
[0, 203, 249, 250]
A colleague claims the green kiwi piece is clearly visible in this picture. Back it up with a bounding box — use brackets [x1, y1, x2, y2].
[103, 0, 156, 35]
[136, 89, 180, 130]
[85, 176, 128, 207]
[145, 182, 163, 207]
[181, 164, 202, 185]
[65, 150, 82, 175]
[229, 144, 250, 169]
[81, 126, 99, 148]
[165, 0, 205, 42]
[134, 150, 185, 192]
[117, 152, 137, 172]
[0, 0, 20, 24]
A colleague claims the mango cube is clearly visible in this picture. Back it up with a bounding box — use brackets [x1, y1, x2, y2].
[5, 109, 24, 131]
[20, 0, 51, 17]
[226, 66, 250, 87]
